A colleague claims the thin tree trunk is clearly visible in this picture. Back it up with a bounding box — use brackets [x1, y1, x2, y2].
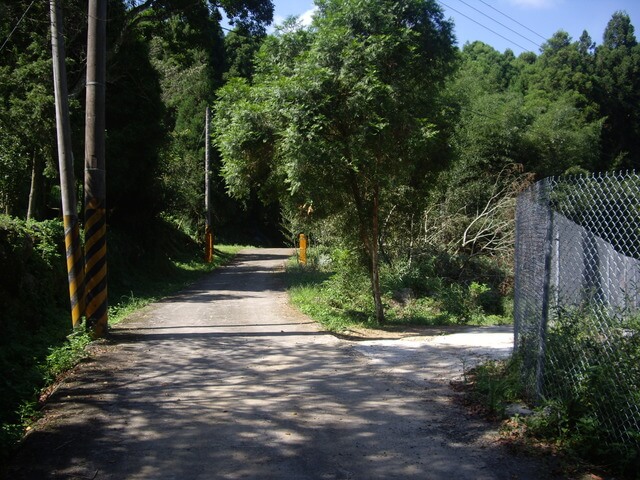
[408, 213, 415, 269]
[349, 171, 385, 324]
[27, 151, 42, 221]
[371, 184, 384, 324]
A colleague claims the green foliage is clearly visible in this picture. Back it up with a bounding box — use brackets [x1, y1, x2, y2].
[0, 0, 86, 218]
[0, 214, 245, 467]
[0, 216, 76, 463]
[286, 245, 512, 332]
[42, 331, 91, 383]
[215, 0, 458, 322]
[594, 12, 640, 170]
[468, 356, 524, 416]
[321, 249, 375, 323]
[381, 252, 512, 326]
[223, 27, 266, 81]
[287, 261, 360, 332]
[536, 308, 640, 457]
[471, 306, 640, 477]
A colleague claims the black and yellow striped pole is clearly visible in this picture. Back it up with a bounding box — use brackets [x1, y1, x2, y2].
[84, 198, 107, 336]
[64, 216, 85, 328]
[50, 0, 85, 328]
[84, 0, 108, 337]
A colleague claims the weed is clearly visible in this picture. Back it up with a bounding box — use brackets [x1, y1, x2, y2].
[41, 331, 91, 382]
[467, 356, 524, 417]
[465, 342, 640, 478]
[286, 245, 512, 331]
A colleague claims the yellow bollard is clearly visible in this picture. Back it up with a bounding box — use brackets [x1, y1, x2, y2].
[205, 226, 214, 263]
[299, 233, 307, 265]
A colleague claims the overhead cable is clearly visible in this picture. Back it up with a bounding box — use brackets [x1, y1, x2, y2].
[0, 0, 37, 55]
[456, 0, 541, 48]
[437, 0, 533, 53]
[477, 0, 548, 41]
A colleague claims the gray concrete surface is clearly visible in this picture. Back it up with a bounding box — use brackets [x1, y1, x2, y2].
[6, 248, 558, 479]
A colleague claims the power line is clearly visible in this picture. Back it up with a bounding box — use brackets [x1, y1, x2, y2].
[455, 0, 541, 48]
[438, 0, 532, 53]
[477, 0, 547, 42]
[0, 0, 37, 55]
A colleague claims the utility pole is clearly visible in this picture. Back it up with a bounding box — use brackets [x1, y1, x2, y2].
[204, 106, 213, 263]
[84, 0, 108, 337]
[50, 0, 84, 328]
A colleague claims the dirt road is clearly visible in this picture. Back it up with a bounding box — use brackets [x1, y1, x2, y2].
[6, 248, 558, 479]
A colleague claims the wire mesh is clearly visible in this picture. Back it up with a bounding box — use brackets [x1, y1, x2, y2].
[514, 171, 640, 449]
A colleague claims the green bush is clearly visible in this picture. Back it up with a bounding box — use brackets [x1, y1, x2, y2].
[526, 307, 640, 475]
[0, 216, 72, 462]
[286, 244, 513, 330]
[473, 307, 640, 478]
[469, 356, 524, 416]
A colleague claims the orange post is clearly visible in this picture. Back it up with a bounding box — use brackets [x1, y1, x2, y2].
[299, 233, 307, 265]
[205, 226, 214, 263]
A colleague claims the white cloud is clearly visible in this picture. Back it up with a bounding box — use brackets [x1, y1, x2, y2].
[269, 7, 317, 33]
[299, 7, 318, 27]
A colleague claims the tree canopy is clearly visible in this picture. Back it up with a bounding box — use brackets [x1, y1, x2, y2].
[1, 0, 639, 319]
[215, 0, 457, 322]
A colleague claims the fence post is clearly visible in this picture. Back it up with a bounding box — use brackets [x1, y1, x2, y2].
[513, 194, 524, 352]
[536, 182, 554, 399]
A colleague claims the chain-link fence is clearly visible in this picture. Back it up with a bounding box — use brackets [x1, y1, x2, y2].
[514, 171, 640, 449]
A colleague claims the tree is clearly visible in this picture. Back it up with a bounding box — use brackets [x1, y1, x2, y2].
[148, 7, 223, 226]
[602, 10, 637, 49]
[223, 26, 266, 81]
[215, 0, 457, 323]
[594, 11, 640, 169]
[0, 0, 58, 218]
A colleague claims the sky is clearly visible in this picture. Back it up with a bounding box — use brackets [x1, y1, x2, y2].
[265, 0, 640, 55]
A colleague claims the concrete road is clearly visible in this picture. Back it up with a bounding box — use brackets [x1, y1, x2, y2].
[6, 248, 558, 479]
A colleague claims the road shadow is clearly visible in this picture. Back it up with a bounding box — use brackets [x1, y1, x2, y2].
[7, 327, 560, 480]
[4, 248, 560, 480]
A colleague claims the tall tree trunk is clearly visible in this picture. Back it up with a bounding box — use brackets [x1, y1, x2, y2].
[371, 184, 385, 324]
[27, 151, 42, 221]
[349, 170, 385, 324]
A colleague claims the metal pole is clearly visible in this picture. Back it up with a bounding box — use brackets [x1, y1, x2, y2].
[536, 184, 554, 399]
[84, 0, 108, 337]
[204, 106, 213, 263]
[50, 0, 85, 328]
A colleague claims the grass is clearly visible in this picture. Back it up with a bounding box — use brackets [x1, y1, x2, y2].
[285, 252, 513, 333]
[461, 357, 525, 417]
[457, 354, 640, 480]
[108, 244, 246, 325]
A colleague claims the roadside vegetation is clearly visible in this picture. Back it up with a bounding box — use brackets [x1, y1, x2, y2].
[2, 0, 640, 475]
[0, 214, 245, 465]
[460, 354, 640, 479]
[286, 245, 511, 333]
